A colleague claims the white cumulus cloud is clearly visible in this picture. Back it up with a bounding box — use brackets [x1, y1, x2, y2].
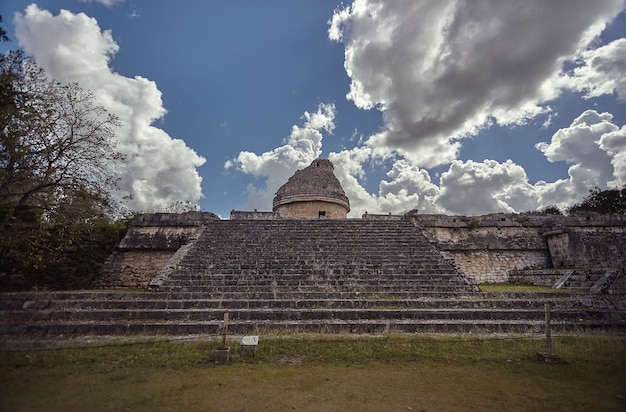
[599, 126, 626, 188]
[328, 0, 625, 167]
[567, 38, 626, 101]
[329, 152, 443, 217]
[536, 110, 625, 208]
[436, 160, 539, 215]
[14, 5, 205, 211]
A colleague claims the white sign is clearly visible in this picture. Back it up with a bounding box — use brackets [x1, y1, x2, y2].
[241, 335, 259, 346]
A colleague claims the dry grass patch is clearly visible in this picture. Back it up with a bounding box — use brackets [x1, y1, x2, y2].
[1, 335, 624, 411]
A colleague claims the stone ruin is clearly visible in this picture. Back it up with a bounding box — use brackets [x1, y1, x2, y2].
[273, 159, 350, 219]
[2, 158, 624, 338]
[98, 159, 626, 294]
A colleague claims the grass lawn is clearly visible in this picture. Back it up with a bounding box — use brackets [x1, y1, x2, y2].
[1, 334, 625, 411]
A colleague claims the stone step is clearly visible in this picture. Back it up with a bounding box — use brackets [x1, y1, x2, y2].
[178, 260, 454, 267]
[2, 288, 622, 338]
[3, 294, 600, 312]
[171, 270, 460, 277]
[159, 285, 476, 293]
[190, 254, 438, 258]
[3, 307, 610, 323]
[162, 218, 468, 292]
[171, 266, 462, 272]
[162, 278, 468, 288]
[3, 298, 576, 311]
[2, 318, 624, 337]
[185, 245, 436, 252]
[0, 290, 600, 308]
[166, 272, 465, 280]
[183, 256, 442, 263]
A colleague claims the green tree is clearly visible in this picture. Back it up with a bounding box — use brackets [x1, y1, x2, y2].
[0, 51, 123, 228]
[568, 186, 626, 215]
[0, 29, 127, 290]
[537, 205, 563, 215]
[0, 16, 9, 42]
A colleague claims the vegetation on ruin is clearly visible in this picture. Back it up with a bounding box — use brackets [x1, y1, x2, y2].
[1, 335, 624, 411]
[0, 218, 130, 290]
[568, 185, 626, 215]
[460, 216, 481, 230]
[531, 205, 563, 215]
[0, 20, 129, 291]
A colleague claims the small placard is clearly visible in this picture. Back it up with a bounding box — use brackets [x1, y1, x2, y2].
[241, 335, 259, 346]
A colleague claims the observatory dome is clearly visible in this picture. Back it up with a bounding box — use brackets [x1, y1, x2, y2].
[272, 159, 350, 219]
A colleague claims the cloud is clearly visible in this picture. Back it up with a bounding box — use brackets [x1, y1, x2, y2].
[334, 107, 626, 216]
[329, 0, 625, 167]
[599, 126, 626, 187]
[14, 5, 205, 211]
[78, 0, 125, 7]
[328, 151, 443, 216]
[228, 0, 626, 218]
[567, 38, 626, 100]
[536, 110, 625, 208]
[436, 160, 539, 215]
[228, 104, 625, 217]
[226, 103, 336, 210]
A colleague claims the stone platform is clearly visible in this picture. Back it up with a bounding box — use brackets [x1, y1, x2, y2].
[1, 218, 625, 339]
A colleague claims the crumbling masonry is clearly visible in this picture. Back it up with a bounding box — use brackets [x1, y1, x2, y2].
[99, 159, 626, 295]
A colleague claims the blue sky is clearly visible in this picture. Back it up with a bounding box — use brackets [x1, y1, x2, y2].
[1, 1, 625, 218]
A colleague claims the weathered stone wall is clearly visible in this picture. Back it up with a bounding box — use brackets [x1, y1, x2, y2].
[410, 212, 626, 283]
[509, 268, 624, 291]
[132, 211, 219, 226]
[449, 250, 548, 283]
[119, 226, 201, 249]
[362, 213, 403, 221]
[424, 225, 546, 249]
[97, 250, 174, 288]
[100, 210, 626, 289]
[275, 200, 348, 219]
[609, 269, 626, 295]
[97, 212, 218, 288]
[547, 228, 626, 268]
[410, 214, 548, 282]
[230, 210, 279, 220]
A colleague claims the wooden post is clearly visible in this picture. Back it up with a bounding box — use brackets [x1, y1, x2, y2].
[222, 312, 229, 348]
[214, 312, 231, 364]
[538, 303, 560, 363]
[545, 303, 552, 355]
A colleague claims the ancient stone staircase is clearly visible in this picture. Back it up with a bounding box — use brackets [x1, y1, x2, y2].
[1, 290, 623, 337]
[1, 219, 624, 339]
[157, 219, 475, 293]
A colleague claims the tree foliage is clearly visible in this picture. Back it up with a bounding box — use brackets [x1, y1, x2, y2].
[568, 186, 626, 215]
[540, 205, 563, 215]
[0, 219, 129, 290]
[0, 16, 9, 43]
[524, 205, 563, 215]
[0, 51, 123, 228]
[146, 200, 200, 213]
[0, 27, 128, 290]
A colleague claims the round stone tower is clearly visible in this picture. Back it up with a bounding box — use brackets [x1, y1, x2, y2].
[273, 159, 350, 219]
